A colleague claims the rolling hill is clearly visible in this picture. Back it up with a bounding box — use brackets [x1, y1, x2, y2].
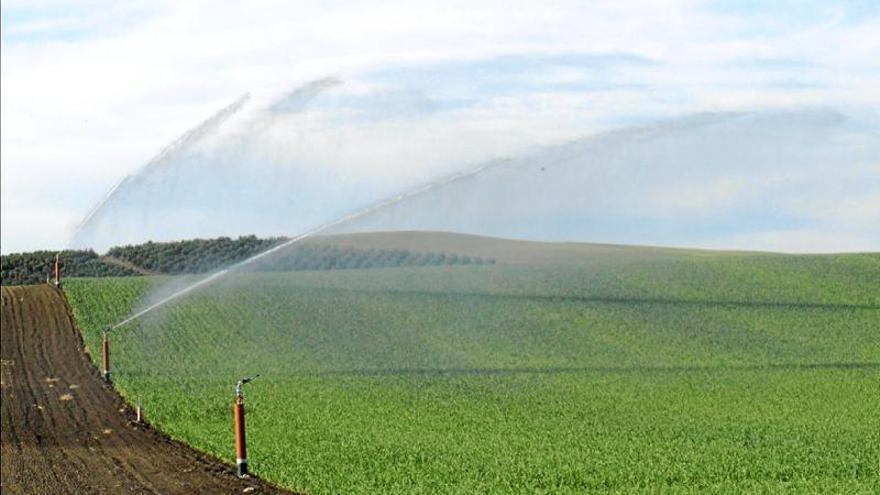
[63, 235, 880, 494]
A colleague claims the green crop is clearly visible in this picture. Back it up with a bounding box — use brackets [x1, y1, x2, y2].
[65, 252, 880, 494]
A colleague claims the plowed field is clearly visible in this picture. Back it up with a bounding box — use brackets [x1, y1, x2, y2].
[0, 284, 292, 494]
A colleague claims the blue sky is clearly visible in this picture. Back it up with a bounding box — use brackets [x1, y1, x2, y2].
[2, 0, 879, 253]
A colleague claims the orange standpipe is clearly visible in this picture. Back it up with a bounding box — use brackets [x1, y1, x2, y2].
[102, 330, 111, 382]
[233, 376, 258, 477]
[234, 394, 248, 477]
[54, 254, 61, 287]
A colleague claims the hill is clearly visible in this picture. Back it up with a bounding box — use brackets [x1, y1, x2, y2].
[311, 230, 754, 264]
[64, 248, 880, 494]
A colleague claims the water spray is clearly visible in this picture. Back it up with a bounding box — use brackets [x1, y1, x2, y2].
[68, 93, 252, 249]
[109, 157, 509, 330]
[69, 79, 348, 250]
[102, 328, 111, 383]
[233, 375, 259, 478]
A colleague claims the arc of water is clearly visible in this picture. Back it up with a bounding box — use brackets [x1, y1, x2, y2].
[110, 157, 511, 330]
[68, 93, 252, 248]
[69, 79, 346, 250]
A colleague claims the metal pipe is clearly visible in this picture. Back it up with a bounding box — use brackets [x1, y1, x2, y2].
[233, 376, 258, 477]
[233, 393, 248, 477]
[102, 331, 111, 383]
[54, 254, 61, 287]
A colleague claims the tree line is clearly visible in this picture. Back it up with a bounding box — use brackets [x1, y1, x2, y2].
[251, 243, 495, 272]
[0, 250, 139, 286]
[107, 235, 282, 274]
[1, 236, 495, 285]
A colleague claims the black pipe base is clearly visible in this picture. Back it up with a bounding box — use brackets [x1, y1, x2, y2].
[236, 460, 248, 478]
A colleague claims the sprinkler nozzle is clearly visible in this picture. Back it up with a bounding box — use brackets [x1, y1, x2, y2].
[235, 375, 260, 397]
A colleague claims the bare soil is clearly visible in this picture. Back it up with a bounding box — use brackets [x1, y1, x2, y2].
[0, 284, 294, 494]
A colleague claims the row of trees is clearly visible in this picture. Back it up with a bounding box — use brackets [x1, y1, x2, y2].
[107, 235, 282, 274]
[1, 236, 496, 285]
[251, 244, 495, 272]
[108, 235, 495, 274]
[0, 250, 139, 286]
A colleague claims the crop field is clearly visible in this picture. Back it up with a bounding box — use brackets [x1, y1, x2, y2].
[64, 251, 880, 493]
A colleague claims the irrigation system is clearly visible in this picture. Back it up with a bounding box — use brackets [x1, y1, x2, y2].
[54, 115, 586, 478]
[72, 154, 512, 477]
[44, 74, 598, 482]
[58, 106, 584, 480]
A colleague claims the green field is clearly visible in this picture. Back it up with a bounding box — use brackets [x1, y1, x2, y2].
[65, 248, 880, 494]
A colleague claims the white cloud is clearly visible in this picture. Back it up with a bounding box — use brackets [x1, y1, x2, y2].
[699, 228, 880, 254]
[782, 191, 880, 225]
[2, 0, 879, 252]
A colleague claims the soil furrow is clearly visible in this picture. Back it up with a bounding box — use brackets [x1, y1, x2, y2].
[1, 285, 295, 494]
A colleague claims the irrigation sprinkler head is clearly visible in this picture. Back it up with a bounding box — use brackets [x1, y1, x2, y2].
[235, 375, 260, 398]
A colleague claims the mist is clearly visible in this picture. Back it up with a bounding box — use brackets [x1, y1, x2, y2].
[68, 75, 553, 252]
[70, 73, 880, 255]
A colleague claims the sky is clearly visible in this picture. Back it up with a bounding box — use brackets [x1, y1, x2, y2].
[2, 0, 879, 254]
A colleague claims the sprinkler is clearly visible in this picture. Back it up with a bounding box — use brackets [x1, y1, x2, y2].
[102, 328, 111, 383]
[233, 375, 259, 478]
[54, 253, 61, 288]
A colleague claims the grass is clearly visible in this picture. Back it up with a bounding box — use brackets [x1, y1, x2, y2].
[64, 251, 880, 494]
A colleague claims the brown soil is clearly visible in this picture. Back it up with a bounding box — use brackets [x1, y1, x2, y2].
[0, 284, 295, 495]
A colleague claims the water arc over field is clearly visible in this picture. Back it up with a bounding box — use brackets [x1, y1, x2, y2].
[68, 77, 345, 251]
[110, 156, 506, 329]
[68, 93, 253, 249]
[106, 106, 880, 328]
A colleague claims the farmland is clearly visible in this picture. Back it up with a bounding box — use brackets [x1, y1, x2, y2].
[64, 245, 880, 494]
